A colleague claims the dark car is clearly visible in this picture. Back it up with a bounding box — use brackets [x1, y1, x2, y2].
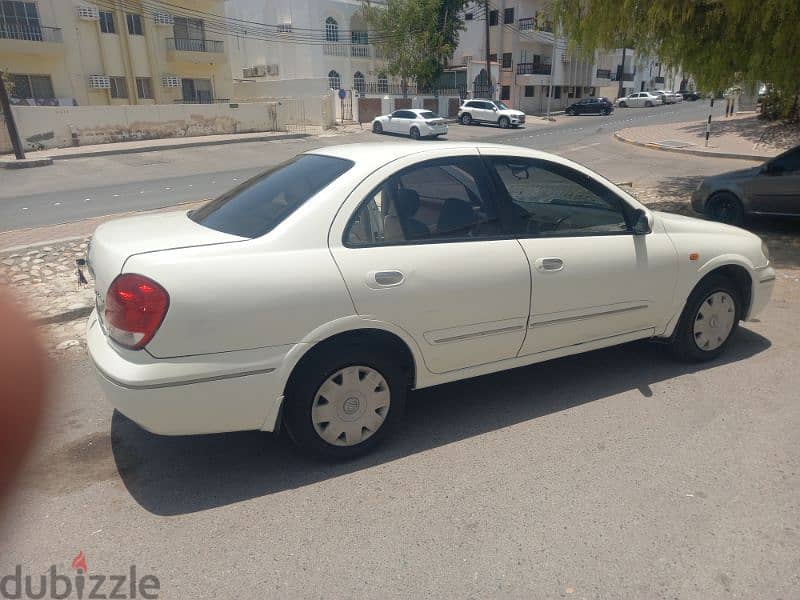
[564, 97, 614, 116]
[681, 90, 701, 101]
[692, 145, 800, 224]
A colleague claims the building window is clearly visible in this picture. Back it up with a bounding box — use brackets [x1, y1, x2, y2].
[181, 78, 213, 103]
[325, 16, 338, 42]
[1, 0, 42, 38]
[173, 15, 204, 40]
[351, 30, 368, 45]
[135, 77, 152, 99]
[489, 53, 497, 63]
[99, 10, 115, 33]
[377, 72, 388, 93]
[126, 13, 143, 35]
[9, 74, 54, 99]
[524, 85, 534, 97]
[500, 85, 510, 100]
[328, 70, 340, 90]
[488, 10, 498, 26]
[353, 71, 365, 94]
[554, 86, 561, 99]
[504, 8, 514, 23]
[464, 12, 473, 20]
[502, 53, 512, 69]
[109, 76, 128, 99]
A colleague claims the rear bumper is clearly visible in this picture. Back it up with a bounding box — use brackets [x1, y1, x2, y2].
[87, 311, 288, 435]
[747, 265, 776, 320]
[420, 123, 448, 135]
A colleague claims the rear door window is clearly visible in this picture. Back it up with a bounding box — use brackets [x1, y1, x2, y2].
[191, 154, 353, 238]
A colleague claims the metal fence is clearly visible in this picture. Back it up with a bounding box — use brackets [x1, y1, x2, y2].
[0, 25, 62, 42]
[517, 63, 552, 75]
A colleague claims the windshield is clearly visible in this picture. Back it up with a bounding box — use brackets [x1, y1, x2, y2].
[190, 154, 354, 238]
[418, 111, 439, 119]
[494, 101, 510, 110]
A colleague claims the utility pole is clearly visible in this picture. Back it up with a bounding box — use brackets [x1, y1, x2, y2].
[484, 0, 492, 97]
[0, 71, 25, 160]
[617, 46, 627, 100]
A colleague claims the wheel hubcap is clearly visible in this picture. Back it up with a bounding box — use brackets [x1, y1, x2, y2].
[311, 365, 390, 447]
[693, 291, 736, 351]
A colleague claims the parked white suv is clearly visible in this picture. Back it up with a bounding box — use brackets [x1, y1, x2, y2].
[458, 99, 526, 128]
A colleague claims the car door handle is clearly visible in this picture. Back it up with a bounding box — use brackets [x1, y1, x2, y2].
[371, 270, 405, 287]
[535, 257, 564, 272]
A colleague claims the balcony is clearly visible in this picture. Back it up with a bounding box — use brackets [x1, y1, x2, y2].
[0, 25, 63, 55]
[518, 17, 553, 33]
[517, 63, 552, 75]
[654, 76, 665, 84]
[322, 42, 376, 59]
[166, 37, 225, 65]
[595, 69, 611, 79]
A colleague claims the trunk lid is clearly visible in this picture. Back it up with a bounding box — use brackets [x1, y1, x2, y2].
[88, 210, 244, 314]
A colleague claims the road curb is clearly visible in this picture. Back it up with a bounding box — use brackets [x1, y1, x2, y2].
[0, 157, 54, 169]
[613, 130, 769, 161]
[11, 132, 311, 162]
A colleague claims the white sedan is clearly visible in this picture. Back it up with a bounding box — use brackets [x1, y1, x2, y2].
[616, 92, 662, 107]
[372, 108, 448, 139]
[87, 142, 775, 459]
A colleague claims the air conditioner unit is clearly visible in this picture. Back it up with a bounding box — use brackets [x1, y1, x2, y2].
[161, 74, 181, 88]
[76, 5, 99, 20]
[278, 23, 292, 33]
[88, 75, 110, 89]
[153, 12, 174, 26]
[561, 53, 570, 63]
[265, 64, 279, 76]
[463, 55, 472, 63]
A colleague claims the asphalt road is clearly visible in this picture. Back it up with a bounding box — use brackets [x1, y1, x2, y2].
[0, 101, 739, 231]
[2, 275, 798, 598]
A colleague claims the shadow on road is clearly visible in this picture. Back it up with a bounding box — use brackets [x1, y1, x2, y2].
[111, 328, 770, 516]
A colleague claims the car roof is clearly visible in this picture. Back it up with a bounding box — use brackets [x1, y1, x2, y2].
[307, 142, 568, 164]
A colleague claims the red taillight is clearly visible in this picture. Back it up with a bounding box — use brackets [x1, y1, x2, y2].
[105, 274, 170, 350]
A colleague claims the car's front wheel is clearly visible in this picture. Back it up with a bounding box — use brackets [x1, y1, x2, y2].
[602, 108, 611, 115]
[372, 121, 383, 134]
[283, 346, 407, 460]
[669, 274, 741, 362]
[619, 101, 627, 108]
[706, 192, 744, 225]
[498, 116, 510, 129]
[460, 113, 472, 125]
[566, 108, 576, 116]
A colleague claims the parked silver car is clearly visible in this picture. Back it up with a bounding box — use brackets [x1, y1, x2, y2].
[692, 145, 800, 224]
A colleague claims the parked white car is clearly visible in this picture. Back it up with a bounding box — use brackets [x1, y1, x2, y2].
[664, 90, 684, 103]
[458, 99, 526, 128]
[87, 142, 775, 459]
[372, 108, 448, 139]
[616, 92, 661, 107]
[651, 90, 672, 104]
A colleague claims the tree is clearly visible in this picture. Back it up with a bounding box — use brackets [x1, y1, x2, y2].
[360, 0, 469, 95]
[550, 0, 800, 106]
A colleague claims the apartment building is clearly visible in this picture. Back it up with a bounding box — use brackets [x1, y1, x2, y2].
[226, 0, 393, 96]
[0, 0, 233, 105]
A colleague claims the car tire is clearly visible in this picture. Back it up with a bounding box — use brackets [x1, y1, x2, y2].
[619, 101, 627, 108]
[372, 121, 383, 134]
[283, 345, 408, 460]
[410, 127, 421, 140]
[706, 192, 744, 226]
[645, 101, 654, 107]
[566, 109, 575, 116]
[498, 116, 510, 129]
[669, 274, 741, 362]
[460, 113, 472, 125]
[601, 108, 610, 115]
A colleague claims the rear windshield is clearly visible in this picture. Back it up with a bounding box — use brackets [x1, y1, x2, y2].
[190, 154, 354, 238]
[418, 111, 439, 119]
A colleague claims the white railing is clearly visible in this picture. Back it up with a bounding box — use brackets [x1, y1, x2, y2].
[351, 44, 371, 58]
[323, 42, 348, 56]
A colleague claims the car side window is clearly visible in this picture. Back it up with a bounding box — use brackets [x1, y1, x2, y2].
[465, 101, 477, 108]
[345, 157, 504, 246]
[770, 148, 800, 173]
[488, 157, 631, 237]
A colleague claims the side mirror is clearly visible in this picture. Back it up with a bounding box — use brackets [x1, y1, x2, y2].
[492, 107, 498, 111]
[630, 208, 652, 235]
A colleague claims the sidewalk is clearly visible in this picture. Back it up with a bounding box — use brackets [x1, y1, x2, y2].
[615, 113, 799, 160]
[0, 124, 364, 166]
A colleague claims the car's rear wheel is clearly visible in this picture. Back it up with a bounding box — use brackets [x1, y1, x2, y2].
[410, 127, 421, 140]
[460, 113, 472, 125]
[284, 345, 407, 460]
[706, 192, 744, 225]
[372, 121, 383, 134]
[645, 100, 654, 107]
[669, 275, 741, 362]
[498, 116, 510, 129]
